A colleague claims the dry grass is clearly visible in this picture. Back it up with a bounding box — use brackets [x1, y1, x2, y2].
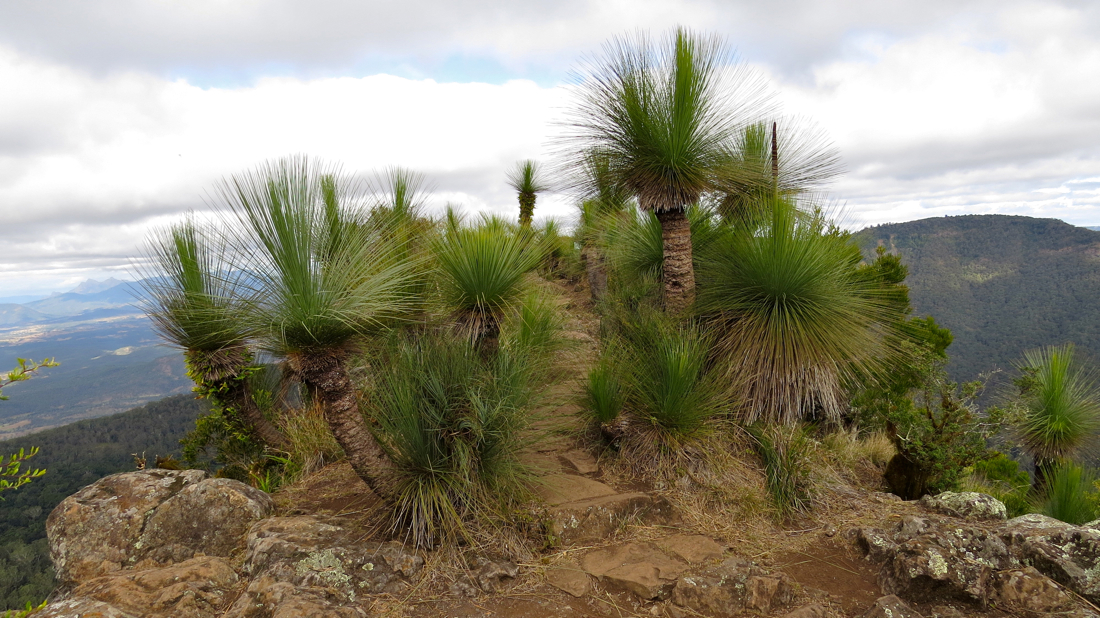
[278, 401, 344, 482]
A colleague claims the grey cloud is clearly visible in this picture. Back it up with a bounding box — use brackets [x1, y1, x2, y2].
[0, 0, 1066, 81]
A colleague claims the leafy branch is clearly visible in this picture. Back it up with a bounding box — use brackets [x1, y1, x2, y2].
[0, 447, 45, 496]
[0, 358, 59, 401]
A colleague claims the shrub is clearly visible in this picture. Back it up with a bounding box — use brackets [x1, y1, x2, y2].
[964, 453, 1032, 518]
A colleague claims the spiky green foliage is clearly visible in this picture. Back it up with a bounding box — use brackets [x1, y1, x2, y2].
[1014, 344, 1100, 467]
[534, 219, 583, 280]
[696, 198, 895, 423]
[507, 160, 548, 227]
[713, 119, 842, 227]
[433, 215, 543, 341]
[217, 156, 421, 354]
[372, 167, 430, 219]
[748, 424, 817, 519]
[1039, 462, 1099, 524]
[367, 330, 541, 547]
[583, 356, 624, 425]
[618, 310, 723, 438]
[138, 218, 251, 353]
[561, 27, 770, 213]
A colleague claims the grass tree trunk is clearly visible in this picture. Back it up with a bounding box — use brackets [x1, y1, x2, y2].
[187, 348, 289, 451]
[518, 193, 536, 227]
[656, 207, 695, 314]
[222, 378, 290, 451]
[293, 350, 394, 499]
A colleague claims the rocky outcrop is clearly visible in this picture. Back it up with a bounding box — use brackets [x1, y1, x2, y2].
[46, 469, 273, 585]
[41, 470, 422, 618]
[852, 492, 1100, 616]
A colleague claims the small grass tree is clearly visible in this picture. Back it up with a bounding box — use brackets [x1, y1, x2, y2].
[507, 160, 548, 228]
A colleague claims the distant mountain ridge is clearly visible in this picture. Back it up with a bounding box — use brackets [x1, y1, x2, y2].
[855, 215, 1100, 384]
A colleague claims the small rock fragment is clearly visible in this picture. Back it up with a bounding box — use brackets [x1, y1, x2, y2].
[546, 567, 590, 597]
[861, 595, 924, 618]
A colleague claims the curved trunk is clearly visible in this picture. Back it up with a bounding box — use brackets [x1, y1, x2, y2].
[583, 244, 608, 303]
[656, 207, 695, 314]
[222, 378, 290, 451]
[293, 350, 394, 500]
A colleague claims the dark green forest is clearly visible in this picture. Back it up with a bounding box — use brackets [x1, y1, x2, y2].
[856, 215, 1100, 384]
[0, 394, 206, 609]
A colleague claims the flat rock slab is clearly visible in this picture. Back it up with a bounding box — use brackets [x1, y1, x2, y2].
[548, 492, 679, 546]
[581, 542, 687, 600]
[560, 449, 599, 475]
[537, 474, 616, 506]
[659, 534, 726, 564]
[546, 566, 591, 597]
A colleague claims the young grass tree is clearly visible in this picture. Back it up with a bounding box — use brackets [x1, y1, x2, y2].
[696, 199, 896, 424]
[507, 160, 549, 228]
[138, 219, 288, 450]
[1013, 344, 1100, 489]
[561, 27, 771, 314]
[219, 156, 421, 499]
[434, 214, 543, 354]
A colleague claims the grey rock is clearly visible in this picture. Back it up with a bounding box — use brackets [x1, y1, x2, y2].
[477, 560, 519, 591]
[670, 557, 796, 616]
[1001, 514, 1100, 604]
[992, 566, 1077, 617]
[920, 491, 1007, 521]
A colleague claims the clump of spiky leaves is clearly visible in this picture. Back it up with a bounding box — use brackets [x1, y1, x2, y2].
[1013, 344, 1100, 486]
[583, 355, 625, 426]
[1039, 462, 1099, 524]
[747, 423, 818, 520]
[434, 214, 544, 350]
[712, 118, 842, 228]
[696, 198, 895, 424]
[367, 330, 541, 547]
[610, 310, 725, 460]
[507, 160, 549, 227]
[137, 217, 252, 355]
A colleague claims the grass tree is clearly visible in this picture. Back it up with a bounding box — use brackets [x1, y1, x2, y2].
[1014, 344, 1100, 489]
[138, 218, 289, 450]
[507, 160, 548, 228]
[696, 198, 896, 424]
[562, 27, 771, 313]
[576, 151, 631, 301]
[433, 213, 543, 354]
[218, 156, 421, 498]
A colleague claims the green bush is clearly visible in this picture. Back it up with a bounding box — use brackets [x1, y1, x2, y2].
[618, 311, 723, 439]
[967, 453, 1033, 518]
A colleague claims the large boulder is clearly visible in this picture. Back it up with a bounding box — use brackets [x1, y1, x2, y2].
[670, 556, 797, 616]
[46, 469, 274, 585]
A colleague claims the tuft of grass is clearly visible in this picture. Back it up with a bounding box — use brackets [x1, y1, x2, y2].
[1039, 462, 1099, 524]
[748, 423, 817, 520]
[820, 428, 895, 471]
[619, 310, 723, 439]
[582, 355, 624, 425]
[279, 401, 344, 482]
[367, 331, 541, 547]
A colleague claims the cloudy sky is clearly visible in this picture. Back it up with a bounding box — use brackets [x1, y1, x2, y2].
[1, 0, 1098, 296]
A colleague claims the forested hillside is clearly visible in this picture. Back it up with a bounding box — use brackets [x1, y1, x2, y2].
[0, 394, 207, 608]
[856, 215, 1100, 382]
